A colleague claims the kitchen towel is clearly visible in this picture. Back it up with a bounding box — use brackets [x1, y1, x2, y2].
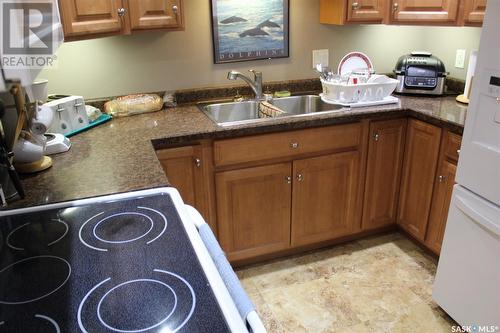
[199, 223, 255, 321]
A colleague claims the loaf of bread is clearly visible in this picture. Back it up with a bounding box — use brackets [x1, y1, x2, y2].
[104, 94, 163, 118]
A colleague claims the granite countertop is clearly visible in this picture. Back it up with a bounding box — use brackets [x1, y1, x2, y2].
[11, 94, 467, 209]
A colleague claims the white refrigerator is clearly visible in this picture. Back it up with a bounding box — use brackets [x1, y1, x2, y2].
[433, 0, 500, 329]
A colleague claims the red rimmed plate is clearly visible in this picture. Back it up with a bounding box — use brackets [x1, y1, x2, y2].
[338, 52, 373, 76]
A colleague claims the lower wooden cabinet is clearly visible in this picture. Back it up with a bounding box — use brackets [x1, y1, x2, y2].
[398, 119, 442, 241]
[362, 119, 407, 230]
[156, 144, 216, 232]
[425, 160, 457, 254]
[215, 163, 292, 262]
[291, 151, 362, 246]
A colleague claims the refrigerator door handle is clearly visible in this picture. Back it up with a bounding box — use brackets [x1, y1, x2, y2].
[455, 194, 500, 237]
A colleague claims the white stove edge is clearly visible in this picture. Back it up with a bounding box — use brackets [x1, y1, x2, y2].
[0, 187, 250, 333]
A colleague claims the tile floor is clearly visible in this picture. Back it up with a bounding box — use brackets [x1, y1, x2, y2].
[236, 232, 457, 333]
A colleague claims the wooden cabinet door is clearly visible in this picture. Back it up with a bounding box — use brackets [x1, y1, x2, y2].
[363, 119, 407, 230]
[398, 120, 442, 241]
[462, 0, 487, 26]
[59, 0, 126, 38]
[216, 163, 292, 261]
[391, 0, 459, 24]
[347, 0, 388, 23]
[425, 160, 457, 254]
[291, 151, 362, 247]
[128, 0, 183, 30]
[156, 145, 216, 232]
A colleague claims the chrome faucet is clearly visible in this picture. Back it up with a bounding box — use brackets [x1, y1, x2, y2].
[227, 70, 263, 100]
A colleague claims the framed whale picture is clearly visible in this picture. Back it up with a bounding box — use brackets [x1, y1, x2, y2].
[210, 0, 290, 64]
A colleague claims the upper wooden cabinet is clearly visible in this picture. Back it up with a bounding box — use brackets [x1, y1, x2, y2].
[59, 0, 184, 40]
[59, 0, 127, 38]
[128, 0, 183, 30]
[362, 119, 407, 230]
[397, 119, 442, 241]
[390, 0, 460, 24]
[462, 0, 487, 26]
[321, 0, 481, 26]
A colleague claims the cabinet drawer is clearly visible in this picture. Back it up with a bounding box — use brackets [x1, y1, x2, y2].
[443, 131, 462, 163]
[214, 123, 363, 167]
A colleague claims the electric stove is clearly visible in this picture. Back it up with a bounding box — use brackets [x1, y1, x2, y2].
[0, 188, 248, 332]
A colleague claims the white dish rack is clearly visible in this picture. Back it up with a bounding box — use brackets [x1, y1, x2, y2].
[320, 78, 399, 107]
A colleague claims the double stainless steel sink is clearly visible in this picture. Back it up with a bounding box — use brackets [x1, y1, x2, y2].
[198, 95, 344, 126]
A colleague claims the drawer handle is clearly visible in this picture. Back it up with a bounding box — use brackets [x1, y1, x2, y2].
[194, 158, 201, 168]
[290, 142, 299, 149]
[297, 174, 304, 182]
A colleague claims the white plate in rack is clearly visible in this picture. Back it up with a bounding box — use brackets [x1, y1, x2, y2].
[338, 52, 374, 76]
[320, 94, 400, 108]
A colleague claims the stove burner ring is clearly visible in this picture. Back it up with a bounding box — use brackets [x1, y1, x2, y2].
[93, 212, 154, 244]
[0, 256, 71, 305]
[0, 314, 61, 333]
[79, 207, 168, 252]
[6, 219, 68, 251]
[97, 279, 178, 333]
[78, 270, 195, 333]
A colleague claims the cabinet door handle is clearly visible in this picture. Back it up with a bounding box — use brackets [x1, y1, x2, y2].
[352, 2, 359, 10]
[393, 3, 399, 11]
[117, 7, 126, 17]
[374, 133, 380, 141]
[290, 142, 299, 149]
[285, 176, 292, 184]
[457, 149, 461, 155]
[194, 158, 202, 168]
[297, 174, 304, 182]
[172, 5, 179, 14]
[438, 175, 446, 183]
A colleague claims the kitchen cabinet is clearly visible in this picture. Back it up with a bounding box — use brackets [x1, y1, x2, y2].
[59, 0, 184, 40]
[214, 123, 367, 261]
[291, 151, 363, 246]
[425, 131, 462, 254]
[362, 119, 407, 230]
[216, 163, 292, 262]
[397, 119, 442, 241]
[320, 0, 388, 25]
[156, 144, 217, 232]
[390, 0, 460, 25]
[59, 0, 128, 38]
[462, 0, 487, 26]
[128, 0, 182, 31]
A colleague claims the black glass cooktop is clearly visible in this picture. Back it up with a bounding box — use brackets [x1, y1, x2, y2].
[0, 193, 231, 332]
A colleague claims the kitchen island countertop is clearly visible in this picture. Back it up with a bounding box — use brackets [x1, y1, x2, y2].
[11, 94, 467, 209]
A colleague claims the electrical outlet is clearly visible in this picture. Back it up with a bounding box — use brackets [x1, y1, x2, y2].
[313, 49, 329, 69]
[455, 49, 467, 69]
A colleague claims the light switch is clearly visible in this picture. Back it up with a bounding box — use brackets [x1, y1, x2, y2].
[313, 49, 329, 69]
[455, 49, 466, 69]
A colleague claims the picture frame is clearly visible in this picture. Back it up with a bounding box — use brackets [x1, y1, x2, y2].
[210, 0, 290, 64]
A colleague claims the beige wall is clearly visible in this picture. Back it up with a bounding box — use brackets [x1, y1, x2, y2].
[39, 0, 482, 99]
